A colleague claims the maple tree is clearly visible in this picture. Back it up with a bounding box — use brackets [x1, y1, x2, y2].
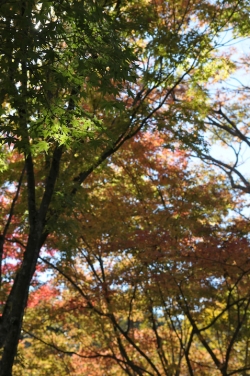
[1, 0, 250, 375]
[14, 133, 250, 375]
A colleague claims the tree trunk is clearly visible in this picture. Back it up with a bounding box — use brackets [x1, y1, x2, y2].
[0, 229, 42, 375]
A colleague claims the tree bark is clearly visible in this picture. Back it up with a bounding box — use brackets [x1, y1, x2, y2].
[0, 145, 63, 375]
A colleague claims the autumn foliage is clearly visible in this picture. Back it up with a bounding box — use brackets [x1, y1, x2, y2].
[10, 132, 250, 375]
[1, 0, 250, 375]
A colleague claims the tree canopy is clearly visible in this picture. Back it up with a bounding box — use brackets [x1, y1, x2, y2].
[1, 0, 250, 375]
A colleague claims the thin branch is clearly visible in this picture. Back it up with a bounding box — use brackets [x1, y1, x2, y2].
[0, 165, 25, 285]
[177, 284, 223, 371]
[224, 298, 250, 374]
[199, 153, 250, 193]
[22, 328, 139, 369]
[25, 154, 37, 228]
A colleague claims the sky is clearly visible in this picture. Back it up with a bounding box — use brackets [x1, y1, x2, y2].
[207, 33, 250, 194]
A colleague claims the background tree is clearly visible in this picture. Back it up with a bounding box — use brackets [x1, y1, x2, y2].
[13, 133, 250, 376]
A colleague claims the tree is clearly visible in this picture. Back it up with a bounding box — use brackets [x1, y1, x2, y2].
[15, 132, 250, 375]
[0, 1, 136, 373]
[1, 0, 250, 375]
[161, 3, 250, 194]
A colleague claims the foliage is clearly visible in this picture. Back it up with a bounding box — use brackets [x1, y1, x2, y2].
[1, 0, 250, 375]
[15, 134, 250, 375]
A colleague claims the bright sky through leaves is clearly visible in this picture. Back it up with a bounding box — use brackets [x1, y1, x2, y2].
[1, 1, 250, 375]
